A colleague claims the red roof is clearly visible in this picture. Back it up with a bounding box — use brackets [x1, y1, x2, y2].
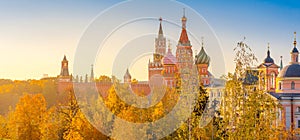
[179, 28, 189, 45]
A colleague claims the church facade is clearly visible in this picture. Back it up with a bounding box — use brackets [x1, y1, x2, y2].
[254, 32, 300, 130]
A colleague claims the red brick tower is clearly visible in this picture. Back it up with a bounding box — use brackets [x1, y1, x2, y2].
[176, 9, 193, 75]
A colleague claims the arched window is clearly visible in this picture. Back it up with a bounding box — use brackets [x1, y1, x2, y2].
[270, 72, 275, 88]
[291, 81, 295, 90]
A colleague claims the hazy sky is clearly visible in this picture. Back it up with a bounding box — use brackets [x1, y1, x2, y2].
[0, 0, 300, 80]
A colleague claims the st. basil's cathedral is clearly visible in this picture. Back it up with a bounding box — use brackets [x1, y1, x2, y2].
[57, 12, 224, 100]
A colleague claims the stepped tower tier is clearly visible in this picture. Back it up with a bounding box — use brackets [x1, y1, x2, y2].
[176, 9, 193, 74]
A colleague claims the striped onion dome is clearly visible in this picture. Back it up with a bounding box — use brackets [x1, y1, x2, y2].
[195, 47, 210, 65]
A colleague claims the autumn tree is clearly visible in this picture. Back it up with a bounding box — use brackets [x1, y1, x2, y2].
[7, 93, 58, 140]
[216, 39, 283, 139]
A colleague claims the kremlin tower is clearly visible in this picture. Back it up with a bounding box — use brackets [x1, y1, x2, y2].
[176, 9, 194, 73]
[148, 18, 165, 81]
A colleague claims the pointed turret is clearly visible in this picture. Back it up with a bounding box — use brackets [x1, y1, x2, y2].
[178, 8, 190, 46]
[124, 69, 131, 83]
[158, 17, 163, 36]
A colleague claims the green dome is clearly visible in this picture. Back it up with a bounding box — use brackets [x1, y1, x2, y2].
[195, 47, 210, 65]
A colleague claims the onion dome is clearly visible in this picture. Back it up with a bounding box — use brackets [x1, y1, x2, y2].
[264, 44, 274, 63]
[195, 47, 210, 65]
[195, 38, 210, 65]
[163, 42, 177, 65]
[292, 47, 299, 53]
[278, 64, 300, 77]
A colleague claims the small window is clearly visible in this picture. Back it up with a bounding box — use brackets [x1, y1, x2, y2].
[279, 82, 282, 90]
[291, 81, 295, 90]
[298, 120, 300, 128]
[298, 107, 300, 112]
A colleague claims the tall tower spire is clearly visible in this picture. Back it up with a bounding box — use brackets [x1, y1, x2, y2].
[280, 56, 283, 70]
[158, 17, 163, 35]
[90, 64, 94, 82]
[291, 32, 299, 63]
[154, 17, 166, 56]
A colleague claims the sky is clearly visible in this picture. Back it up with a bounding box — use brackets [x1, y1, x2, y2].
[0, 0, 300, 80]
